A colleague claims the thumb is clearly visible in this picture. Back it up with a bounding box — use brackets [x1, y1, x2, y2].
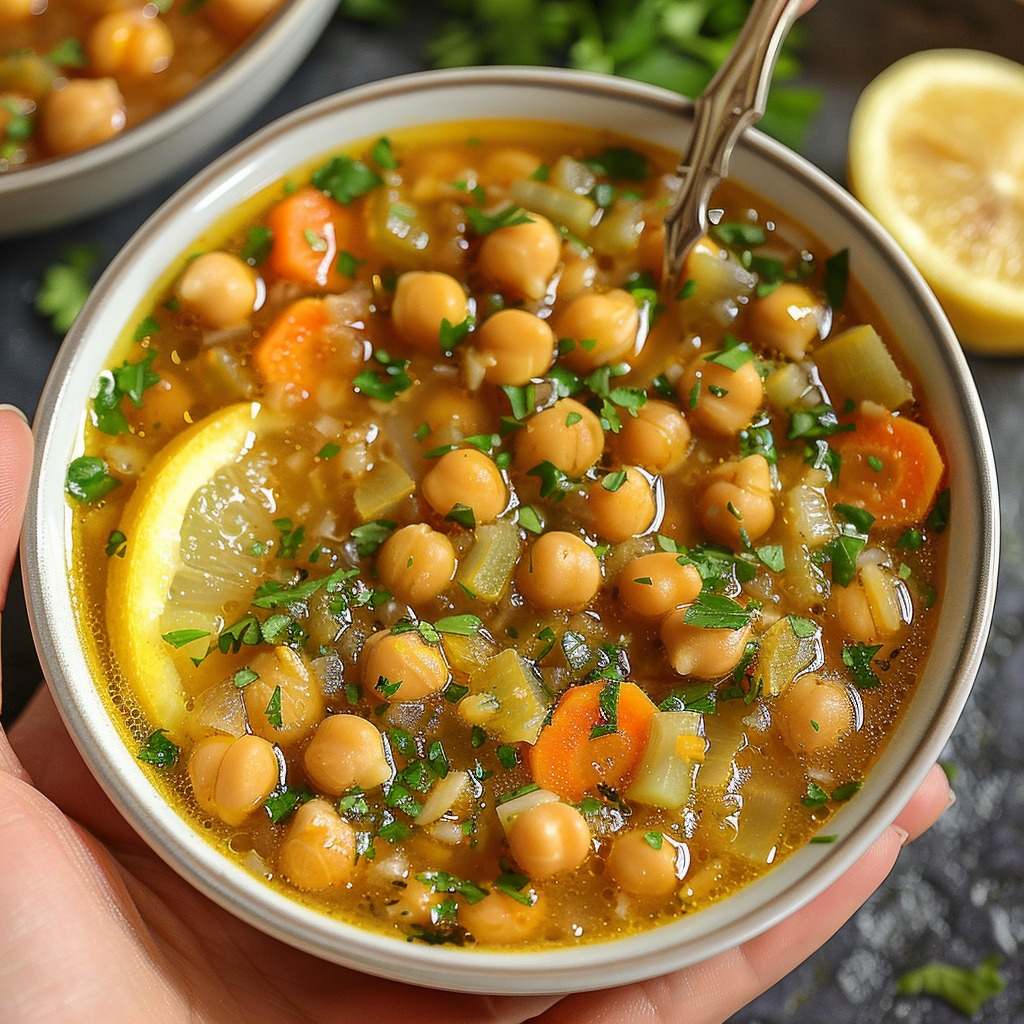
[0, 405, 33, 615]
[1, 405, 34, 756]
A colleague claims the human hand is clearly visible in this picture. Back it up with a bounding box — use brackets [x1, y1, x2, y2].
[0, 405, 950, 1024]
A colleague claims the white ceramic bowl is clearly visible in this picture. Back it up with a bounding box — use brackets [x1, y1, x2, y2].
[0, 0, 337, 239]
[24, 68, 999, 995]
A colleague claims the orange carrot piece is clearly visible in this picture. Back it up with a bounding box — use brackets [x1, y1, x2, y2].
[265, 186, 353, 290]
[252, 296, 335, 395]
[528, 680, 658, 803]
[830, 413, 945, 526]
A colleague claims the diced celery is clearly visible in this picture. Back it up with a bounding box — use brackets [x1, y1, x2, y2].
[590, 200, 644, 256]
[550, 155, 596, 195]
[443, 629, 499, 676]
[353, 459, 414, 520]
[0, 55, 59, 97]
[367, 187, 433, 270]
[624, 711, 703, 809]
[763, 361, 818, 410]
[455, 520, 521, 602]
[509, 178, 597, 238]
[468, 648, 549, 744]
[815, 324, 914, 411]
[680, 241, 756, 312]
[756, 615, 824, 697]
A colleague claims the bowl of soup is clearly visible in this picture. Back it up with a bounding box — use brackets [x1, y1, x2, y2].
[23, 67, 998, 994]
[0, 0, 337, 237]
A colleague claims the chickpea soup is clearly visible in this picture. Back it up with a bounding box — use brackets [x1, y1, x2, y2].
[64, 119, 949, 951]
[0, 0, 285, 170]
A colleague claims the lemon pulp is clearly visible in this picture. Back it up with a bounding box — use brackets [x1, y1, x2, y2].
[107, 402, 277, 737]
[848, 49, 1024, 353]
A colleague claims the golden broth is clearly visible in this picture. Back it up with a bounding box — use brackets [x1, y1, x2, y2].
[65, 119, 948, 949]
[0, 0, 284, 169]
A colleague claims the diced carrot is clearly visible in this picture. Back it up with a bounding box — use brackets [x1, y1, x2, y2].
[830, 412, 945, 526]
[527, 680, 658, 803]
[252, 297, 335, 396]
[265, 186, 355, 291]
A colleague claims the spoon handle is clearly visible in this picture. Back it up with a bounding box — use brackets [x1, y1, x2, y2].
[662, 0, 805, 284]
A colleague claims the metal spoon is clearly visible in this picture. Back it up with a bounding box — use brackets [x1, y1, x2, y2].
[662, 0, 805, 284]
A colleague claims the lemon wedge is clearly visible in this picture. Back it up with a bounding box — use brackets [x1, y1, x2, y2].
[848, 49, 1024, 354]
[107, 401, 277, 738]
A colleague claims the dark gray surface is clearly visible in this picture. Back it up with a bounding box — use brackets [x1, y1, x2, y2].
[1, 2, 1022, 1020]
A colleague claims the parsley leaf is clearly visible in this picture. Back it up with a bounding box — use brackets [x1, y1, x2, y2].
[311, 155, 383, 203]
[138, 730, 179, 768]
[897, 956, 1005, 1017]
[35, 245, 99, 334]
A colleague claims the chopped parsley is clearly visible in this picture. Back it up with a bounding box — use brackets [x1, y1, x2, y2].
[353, 349, 413, 402]
[137, 729, 179, 768]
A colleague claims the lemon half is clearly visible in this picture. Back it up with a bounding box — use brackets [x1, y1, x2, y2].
[107, 401, 276, 738]
[849, 49, 1024, 354]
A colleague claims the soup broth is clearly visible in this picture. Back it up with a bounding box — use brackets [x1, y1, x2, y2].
[0, 0, 284, 170]
[65, 119, 949, 950]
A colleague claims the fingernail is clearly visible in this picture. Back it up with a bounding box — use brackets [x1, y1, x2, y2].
[946, 789, 957, 811]
[892, 825, 910, 848]
[0, 404, 28, 423]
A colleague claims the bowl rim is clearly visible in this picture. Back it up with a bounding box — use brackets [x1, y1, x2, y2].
[22, 65, 1000, 995]
[0, 0, 337, 196]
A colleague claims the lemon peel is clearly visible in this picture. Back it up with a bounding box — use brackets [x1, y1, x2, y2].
[848, 49, 1024, 353]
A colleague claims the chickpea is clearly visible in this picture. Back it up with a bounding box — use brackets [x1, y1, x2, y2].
[618, 551, 702, 618]
[554, 289, 641, 371]
[698, 454, 775, 546]
[39, 78, 126, 156]
[376, 523, 456, 605]
[420, 448, 507, 523]
[175, 251, 258, 329]
[829, 579, 878, 643]
[420, 388, 491, 440]
[188, 734, 235, 816]
[204, 0, 282, 36]
[776, 673, 854, 753]
[391, 271, 471, 351]
[303, 714, 392, 796]
[242, 647, 324, 748]
[635, 212, 667, 281]
[477, 213, 561, 301]
[506, 801, 591, 879]
[517, 531, 602, 612]
[606, 831, 681, 897]
[514, 398, 604, 477]
[586, 467, 657, 543]
[556, 252, 599, 302]
[678, 355, 764, 437]
[88, 9, 174, 78]
[278, 798, 356, 891]
[211, 733, 280, 826]
[480, 147, 544, 186]
[386, 877, 446, 927]
[610, 399, 691, 473]
[746, 282, 823, 360]
[458, 889, 546, 945]
[661, 609, 752, 678]
[362, 629, 449, 702]
[474, 309, 556, 385]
